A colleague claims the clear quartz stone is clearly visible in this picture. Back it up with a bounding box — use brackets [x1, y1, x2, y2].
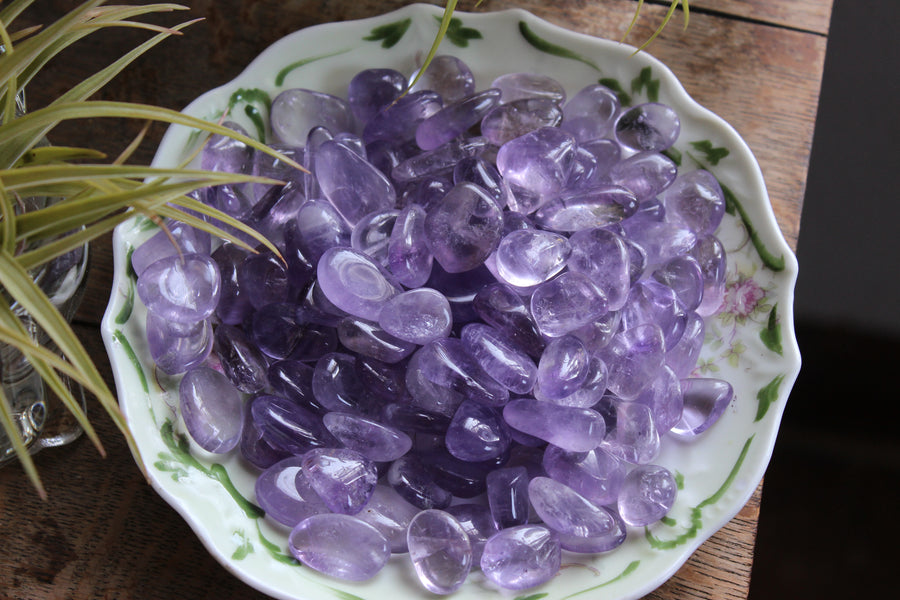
[407, 509, 473, 594]
[495, 229, 571, 287]
[617, 464, 677, 526]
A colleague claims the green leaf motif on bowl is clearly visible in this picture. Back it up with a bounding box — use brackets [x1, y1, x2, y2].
[364, 18, 412, 48]
[631, 66, 659, 102]
[598, 77, 632, 106]
[435, 16, 483, 47]
[759, 303, 784, 355]
[689, 139, 729, 166]
[275, 48, 354, 87]
[755, 374, 785, 422]
[559, 560, 642, 599]
[518, 21, 601, 72]
[227, 88, 272, 141]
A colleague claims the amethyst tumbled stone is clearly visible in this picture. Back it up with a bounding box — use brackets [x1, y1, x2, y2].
[615, 102, 681, 152]
[670, 377, 734, 438]
[270, 88, 354, 146]
[445, 401, 511, 462]
[315, 140, 397, 227]
[617, 464, 678, 526]
[487, 466, 530, 529]
[317, 246, 402, 322]
[323, 412, 412, 462]
[480, 525, 561, 590]
[407, 509, 473, 594]
[302, 447, 378, 515]
[137, 253, 220, 325]
[347, 68, 406, 122]
[179, 367, 243, 453]
[543, 445, 626, 507]
[416, 88, 501, 151]
[289, 513, 390, 580]
[503, 399, 605, 452]
[424, 182, 503, 273]
[530, 271, 609, 337]
[409, 55, 476, 102]
[146, 314, 212, 375]
[378, 287, 453, 345]
[494, 229, 571, 287]
[460, 323, 537, 394]
[254, 456, 329, 527]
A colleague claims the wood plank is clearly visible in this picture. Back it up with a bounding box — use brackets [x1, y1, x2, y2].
[685, 0, 831, 35]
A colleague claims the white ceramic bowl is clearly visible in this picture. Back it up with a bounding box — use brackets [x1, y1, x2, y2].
[102, 4, 801, 599]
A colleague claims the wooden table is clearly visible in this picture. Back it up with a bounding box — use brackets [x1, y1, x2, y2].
[0, 1, 829, 598]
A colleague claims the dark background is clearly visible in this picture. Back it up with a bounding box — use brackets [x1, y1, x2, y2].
[749, 0, 899, 597]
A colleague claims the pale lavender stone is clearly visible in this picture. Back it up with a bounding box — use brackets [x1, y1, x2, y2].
[530, 272, 609, 337]
[317, 246, 402, 321]
[536, 335, 590, 400]
[503, 399, 605, 452]
[302, 447, 378, 515]
[667, 311, 705, 378]
[446, 401, 510, 462]
[355, 484, 420, 553]
[337, 318, 416, 365]
[528, 476, 624, 551]
[495, 229, 571, 287]
[617, 464, 677, 526]
[446, 503, 499, 563]
[315, 140, 396, 226]
[146, 314, 211, 375]
[424, 182, 503, 273]
[255, 456, 329, 527]
[400, 175, 453, 211]
[388, 203, 434, 287]
[567, 228, 631, 311]
[496, 127, 577, 206]
[392, 136, 489, 183]
[271, 89, 354, 146]
[363, 90, 443, 145]
[137, 253, 220, 324]
[560, 84, 620, 142]
[323, 412, 412, 462]
[348, 68, 406, 122]
[662, 169, 725, 235]
[282, 222, 317, 289]
[670, 378, 734, 438]
[542, 445, 626, 507]
[635, 365, 684, 434]
[620, 280, 688, 352]
[564, 146, 600, 191]
[571, 310, 622, 354]
[490, 72, 566, 104]
[179, 366, 243, 453]
[480, 525, 561, 591]
[653, 255, 705, 313]
[601, 324, 666, 400]
[487, 466, 530, 529]
[460, 323, 537, 394]
[407, 509, 473, 594]
[453, 157, 514, 209]
[533, 185, 637, 232]
[350, 209, 398, 267]
[620, 219, 697, 272]
[557, 509, 627, 553]
[415, 338, 510, 407]
[473, 283, 545, 358]
[251, 395, 336, 455]
[609, 151, 678, 202]
[581, 138, 621, 180]
[615, 103, 681, 152]
[600, 400, 661, 464]
[689, 234, 728, 317]
[303, 126, 332, 199]
[244, 181, 306, 248]
[249, 302, 306, 360]
[132, 222, 211, 277]
[387, 454, 453, 510]
[481, 97, 563, 146]
[417, 88, 501, 150]
[366, 139, 407, 177]
[379, 288, 453, 345]
[214, 324, 268, 393]
[405, 347, 466, 417]
[201, 120, 252, 173]
[409, 55, 476, 102]
[289, 513, 389, 580]
[538, 354, 608, 409]
[623, 235, 648, 284]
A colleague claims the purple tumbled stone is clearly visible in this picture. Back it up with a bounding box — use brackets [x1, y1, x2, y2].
[211, 243, 254, 325]
[425, 263, 496, 324]
[267, 360, 324, 415]
[620, 280, 688, 352]
[496, 127, 577, 207]
[560, 84, 620, 142]
[409, 55, 476, 102]
[355, 356, 408, 402]
[601, 323, 667, 400]
[480, 525, 561, 591]
[249, 302, 306, 360]
[453, 157, 514, 209]
[495, 229, 571, 287]
[251, 395, 335, 455]
[572, 310, 622, 354]
[382, 403, 451, 435]
[667, 310, 705, 378]
[317, 246, 402, 321]
[363, 90, 443, 145]
[446, 503, 499, 563]
[270, 88, 354, 146]
[312, 352, 369, 413]
[347, 68, 406, 122]
[617, 464, 677, 526]
[392, 136, 489, 183]
[542, 445, 626, 507]
[653, 255, 705, 313]
[473, 283, 545, 358]
[255, 456, 329, 527]
[635, 365, 684, 434]
[460, 323, 537, 394]
[241, 400, 291, 468]
[662, 169, 725, 235]
[179, 366, 243, 453]
[480, 97, 563, 146]
[387, 454, 453, 510]
[355, 484, 420, 553]
[401, 175, 453, 211]
[302, 447, 378, 515]
[337, 318, 416, 365]
[530, 272, 609, 337]
[146, 313, 212, 375]
[621, 219, 697, 271]
[670, 377, 734, 438]
[315, 140, 396, 226]
[539, 354, 608, 409]
[137, 253, 220, 324]
[420, 449, 502, 498]
[487, 466, 530, 529]
[407, 509, 473, 594]
[289, 322, 340, 362]
[238, 250, 291, 310]
[491, 72, 566, 104]
[424, 182, 503, 273]
[405, 347, 466, 417]
[351, 209, 399, 266]
[503, 399, 605, 452]
[581, 138, 621, 179]
[294, 199, 352, 262]
[289, 513, 389, 580]
[609, 151, 678, 202]
[445, 401, 511, 462]
[528, 476, 625, 552]
[689, 233, 728, 317]
[132, 221, 211, 277]
[416, 88, 501, 151]
[415, 338, 510, 407]
[615, 102, 681, 152]
[600, 399, 661, 465]
[387, 203, 433, 287]
[567, 228, 631, 311]
[536, 334, 591, 401]
[379, 288, 453, 345]
[323, 412, 412, 462]
[533, 185, 638, 232]
[214, 323, 268, 394]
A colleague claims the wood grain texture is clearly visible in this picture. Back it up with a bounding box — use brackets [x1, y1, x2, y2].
[685, 0, 831, 35]
[1, 1, 827, 599]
